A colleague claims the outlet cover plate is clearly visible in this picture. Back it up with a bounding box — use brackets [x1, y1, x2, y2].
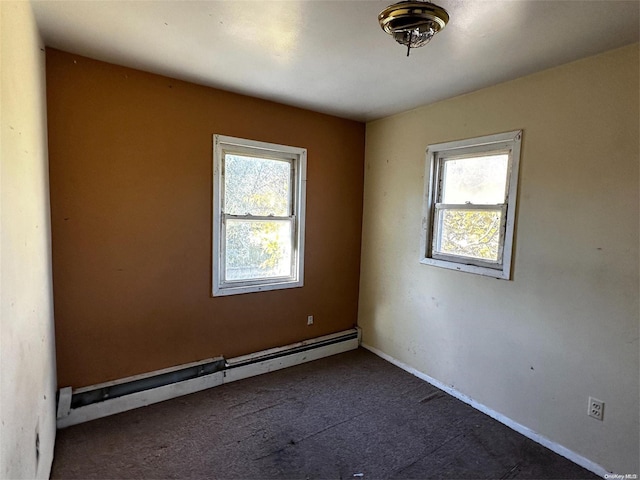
[588, 397, 604, 421]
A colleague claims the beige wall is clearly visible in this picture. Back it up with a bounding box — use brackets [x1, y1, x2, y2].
[0, 2, 57, 478]
[46, 49, 365, 388]
[359, 44, 639, 474]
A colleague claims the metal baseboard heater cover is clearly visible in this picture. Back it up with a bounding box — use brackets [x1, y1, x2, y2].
[56, 328, 360, 428]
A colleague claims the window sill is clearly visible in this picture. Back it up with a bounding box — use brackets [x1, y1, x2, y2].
[420, 257, 510, 280]
[212, 278, 303, 297]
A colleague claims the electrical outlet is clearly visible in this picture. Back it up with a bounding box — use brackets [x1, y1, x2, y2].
[307, 315, 314, 326]
[588, 397, 604, 421]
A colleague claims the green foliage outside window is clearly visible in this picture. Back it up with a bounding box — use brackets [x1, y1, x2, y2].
[438, 209, 501, 261]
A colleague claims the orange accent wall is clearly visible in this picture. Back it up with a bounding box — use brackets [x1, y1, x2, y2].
[46, 49, 365, 388]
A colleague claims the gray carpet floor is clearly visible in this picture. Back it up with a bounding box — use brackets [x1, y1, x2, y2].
[51, 348, 599, 479]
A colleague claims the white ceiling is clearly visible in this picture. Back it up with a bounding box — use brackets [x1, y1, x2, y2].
[32, 0, 639, 122]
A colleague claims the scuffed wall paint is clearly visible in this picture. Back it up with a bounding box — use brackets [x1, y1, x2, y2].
[359, 45, 639, 474]
[0, 2, 57, 479]
[46, 49, 365, 388]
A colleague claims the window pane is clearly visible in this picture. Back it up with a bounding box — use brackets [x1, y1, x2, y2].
[434, 209, 502, 262]
[225, 219, 292, 281]
[224, 154, 291, 216]
[442, 154, 509, 204]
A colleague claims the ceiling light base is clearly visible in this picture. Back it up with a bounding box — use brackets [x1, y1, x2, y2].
[379, 1, 449, 56]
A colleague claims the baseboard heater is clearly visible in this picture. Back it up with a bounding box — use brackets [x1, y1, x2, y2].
[56, 328, 360, 428]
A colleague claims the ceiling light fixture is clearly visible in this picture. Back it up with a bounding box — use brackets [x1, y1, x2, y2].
[378, 0, 449, 57]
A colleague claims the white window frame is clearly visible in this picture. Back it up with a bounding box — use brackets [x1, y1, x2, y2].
[421, 130, 522, 279]
[212, 135, 307, 296]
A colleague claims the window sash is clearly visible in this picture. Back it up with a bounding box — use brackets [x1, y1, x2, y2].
[221, 152, 295, 217]
[432, 148, 511, 268]
[431, 204, 507, 267]
[220, 152, 297, 285]
[439, 152, 511, 205]
[221, 216, 297, 286]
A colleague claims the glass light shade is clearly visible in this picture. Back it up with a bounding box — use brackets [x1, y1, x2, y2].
[393, 25, 436, 50]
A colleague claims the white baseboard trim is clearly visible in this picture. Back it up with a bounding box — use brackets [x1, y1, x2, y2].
[361, 343, 609, 478]
[57, 329, 359, 428]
